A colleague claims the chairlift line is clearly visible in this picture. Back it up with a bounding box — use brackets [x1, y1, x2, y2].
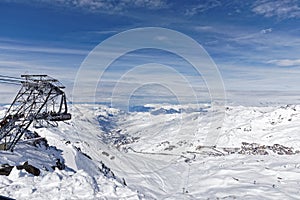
[0, 74, 23, 80]
[0, 74, 24, 86]
[0, 78, 22, 83]
[0, 80, 21, 86]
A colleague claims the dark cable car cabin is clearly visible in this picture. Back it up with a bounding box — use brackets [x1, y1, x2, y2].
[49, 112, 72, 121]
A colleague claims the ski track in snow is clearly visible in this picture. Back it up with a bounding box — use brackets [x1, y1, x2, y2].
[1, 104, 300, 199]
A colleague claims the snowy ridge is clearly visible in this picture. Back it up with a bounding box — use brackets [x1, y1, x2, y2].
[1, 104, 300, 199]
[0, 105, 142, 200]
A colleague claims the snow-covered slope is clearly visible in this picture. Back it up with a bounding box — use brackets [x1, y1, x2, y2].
[0, 105, 141, 200]
[93, 104, 300, 199]
[1, 103, 300, 199]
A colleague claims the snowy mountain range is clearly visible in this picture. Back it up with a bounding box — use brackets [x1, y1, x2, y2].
[1, 103, 300, 199]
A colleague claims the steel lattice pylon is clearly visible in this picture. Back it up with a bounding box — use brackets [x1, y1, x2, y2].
[0, 75, 71, 151]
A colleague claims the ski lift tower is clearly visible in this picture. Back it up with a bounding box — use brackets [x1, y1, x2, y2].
[0, 75, 71, 151]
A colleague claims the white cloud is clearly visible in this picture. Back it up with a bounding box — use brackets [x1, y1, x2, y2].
[194, 26, 214, 32]
[0, 42, 88, 55]
[5, 0, 168, 13]
[154, 35, 168, 41]
[130, 0, 167, 9]
[267, 59, 300, 67]
[252, 0, 300, 19]
[89, 30, 120, 35]
[260, 28, 272, 34]
[185, 0, 221, 16]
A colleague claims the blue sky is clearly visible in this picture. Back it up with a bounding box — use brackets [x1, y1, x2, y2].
[1, 0, 300, 105]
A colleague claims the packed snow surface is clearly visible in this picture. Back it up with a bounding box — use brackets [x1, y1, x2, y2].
[1, 104, 300, 199]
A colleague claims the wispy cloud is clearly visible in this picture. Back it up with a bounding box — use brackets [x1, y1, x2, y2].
[194, 26, 214, 32]
[0, 59, 77, 99]
[0, 38, 81, 93]
[267, 59, 300, 67]
[191, 23, 300, 73]
[185, 0, 221, 16]
[154, 35, 169, 41]
[252, 0, 300, 19]
[0, 42, 87, 55]
[260, 28, 272, 34]
[193, 24, 275, 49]
[131, 0, 168, 9]
[5, 0, 168, 13]
[90, 30, 120, 35]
